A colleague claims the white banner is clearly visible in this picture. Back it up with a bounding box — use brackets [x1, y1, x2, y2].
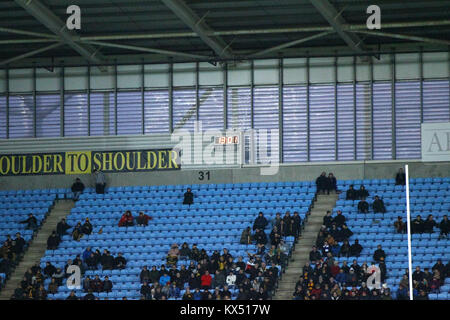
[421, 122, 450, 162]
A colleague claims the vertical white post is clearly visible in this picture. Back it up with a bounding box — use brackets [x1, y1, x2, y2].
[405, 165, 414, 300]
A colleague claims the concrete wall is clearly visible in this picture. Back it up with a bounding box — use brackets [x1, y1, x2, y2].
[1, 160, 449, 191]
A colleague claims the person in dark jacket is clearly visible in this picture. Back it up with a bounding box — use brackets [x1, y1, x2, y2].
[20, 214, 38, 231]
[309, 246, 322, 262]
[339, 240, 351, 258]
[282, 212, 292, 236]
[46, 231, 60, 250]
[423, 214, 437, 233]
[412, 215, 425, 234]
[395, 168, 406, 186]
[113, 252, 127, 270]
[253, 229, 267, 245]
[81, 218, 93, 235]
[323, 211, 333, 229]
[13, 232, 27, 255]
[43, 262, 57, 278]
[336, 224, 354, 242]
[372, 196, 386, 213]
[101, 250, 115, 270]
[349, 240, 363, 257]
[333, 211, 346, 228]
[438, 215, 449, 239]
[102, 276, 113, 293]
[357, 186, 369, 200]
[326, 173, 337, 194]
[253, 212, 268, 231]
[358, 198, 369, 213]
[316, 172, 328, 194]
[139, 266, 151, 283]
[346, 185, 358, 200]
[183, 188, 194, 205]
[373, 245, 386, 263]
[292, 211, 302, 238]
[56, 218, 71, 237]
[71, 178, 85, 201]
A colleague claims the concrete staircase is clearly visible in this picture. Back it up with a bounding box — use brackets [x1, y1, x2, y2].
[0, 199, 74, 300]
[274, 193, 339, 300]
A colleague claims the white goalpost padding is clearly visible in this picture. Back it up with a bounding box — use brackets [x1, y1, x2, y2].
[405, 164, 414, 300]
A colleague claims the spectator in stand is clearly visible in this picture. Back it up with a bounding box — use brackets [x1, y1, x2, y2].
[326, 173, 337, 194]
[372, 196, 386, 214]
[93, 169, 106, 194]
[183, 188, 194, 205]
[102, 276, 113, 293]
[269, 226, 281, 246]
[412, 266, 425, 283]
[292, 211, 302, 238]
[346, 185, 358, 200]
[439, 215, 449, 239]
[333, 210, 346, 228]
[113, 252, 127, 270]
[357, 186, 369, 200]
[423, 214, 438, 233]
[12, 232, 27, 257]
[395, 168, 406, 186]
[166, 243, 180, 266]
[136, 212, 152, 226]
[323, 211, 333, 229]
[179, 242, 191, 261]
[159, 272, 171, 287]
[358, 198, 369, 213]
[412, 215, 425, 234]
[71, 222, 83, 241]
[71, 178, 85, 201]
[335, 224, 353, 242]
[271, 213, 282, 230]
[373, 245, 386, 263]
[43, 262, 56, 279]
[66, 291, 79, 300]
[309, 246, 322, 263]
[91, 275, 103, 293]
[101, 250, 115, 270]
[394, 216, 406, 234]
[432, 259, 445, 280]
[118, 211, 134, 227]
[349, 239, 363, 257]
[20, 214, 38, 231]
[81, 218, 93, 235]
[316, 172, 328, 195]
[201, 271, 212, 289]
[46, 231, 60, 250]
[339, 240, 351, 258]
[56, 218, 71, 237]
[253, 212, 268, 231]
[86, 253, 98, 270]
[240, 227, 252, 245]
[253, 228, 267, 245]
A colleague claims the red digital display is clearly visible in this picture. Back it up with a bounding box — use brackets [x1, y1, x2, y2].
[214, 135, 239, 145]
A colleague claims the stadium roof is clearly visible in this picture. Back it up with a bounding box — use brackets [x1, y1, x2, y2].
[1, 0, 449, 68]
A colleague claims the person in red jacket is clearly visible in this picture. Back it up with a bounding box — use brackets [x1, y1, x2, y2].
[136, 212, 152, 226]
[200, 271, 212, 289]
[118, 211, 134, 227]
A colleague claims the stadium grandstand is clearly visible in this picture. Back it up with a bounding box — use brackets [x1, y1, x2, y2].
[0, 0, 449, 303]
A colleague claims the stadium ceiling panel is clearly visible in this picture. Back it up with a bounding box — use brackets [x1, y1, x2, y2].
[0, 0, 449, 68]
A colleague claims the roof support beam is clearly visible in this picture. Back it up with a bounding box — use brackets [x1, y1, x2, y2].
[161, 0, 233, 59]
[308, 0, 368, 56]
[353, 30, 450, 47]
[84, 40, 213, 60]
[0, 42, 63, 66]
[14, 0, 107, 69]
[1, 19, 450, 45]
[248, 31, 334, 58]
